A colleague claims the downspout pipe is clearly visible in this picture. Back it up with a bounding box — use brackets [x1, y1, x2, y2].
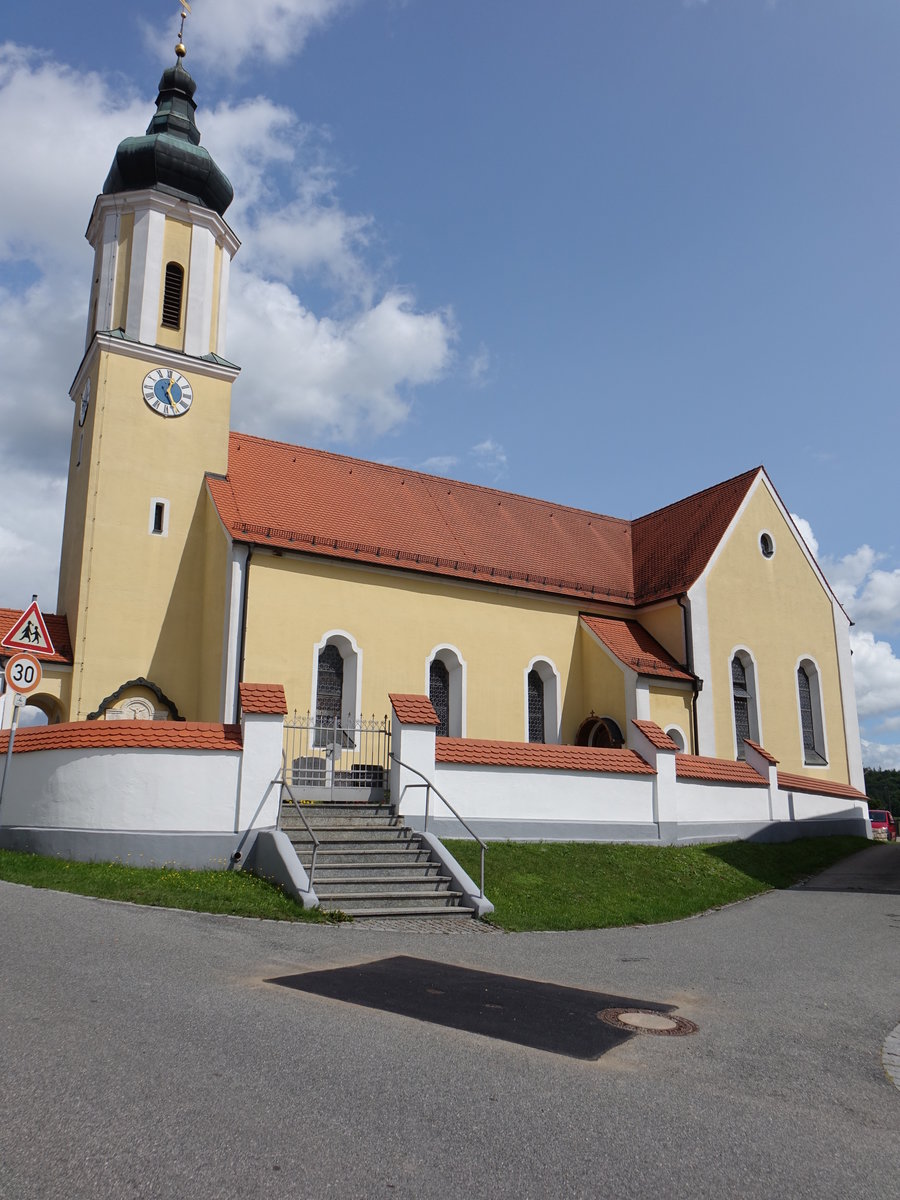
[678, 594, 702, 755]
[236, 545, 254, 706]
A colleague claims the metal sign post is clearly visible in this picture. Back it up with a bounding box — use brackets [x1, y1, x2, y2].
[0, 653, 42, 814]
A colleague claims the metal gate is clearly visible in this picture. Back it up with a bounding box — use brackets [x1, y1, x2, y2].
[282, 712, 391, 801]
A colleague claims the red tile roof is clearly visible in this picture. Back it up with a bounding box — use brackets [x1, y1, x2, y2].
[583, 617, 694, 681]
[632, 468, 760, 603]
[207, 434, 762, 606]
[632, 720, 679, 751]
[0, 608, 73, 666]
[675, 755, 767, 785]
[777, 771, 867, 802]
[0, 721, 242, 755]
[239, 683, 287, 715]
[389, 694, 440, 726]
[435, 737, 655, 775]
[744, 739, 778, 765]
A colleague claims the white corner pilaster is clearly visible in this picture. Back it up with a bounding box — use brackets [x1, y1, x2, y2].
[833, 603, 865, 792]
[215, 251, 231, 357]
[126, 207, 166, 345]
[221, 543, 249, 723]
[90, 209, 120, 345]
[184, 225, 216, 357]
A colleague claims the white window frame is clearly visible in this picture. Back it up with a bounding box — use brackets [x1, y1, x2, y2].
[795, 655, 828, 767]
[425, 645, 466, 738]
[310, 630, 362, 728]
[524, 656, 561, 744]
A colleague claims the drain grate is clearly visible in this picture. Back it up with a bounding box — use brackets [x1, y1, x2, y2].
[597, 1007, 698, 1036]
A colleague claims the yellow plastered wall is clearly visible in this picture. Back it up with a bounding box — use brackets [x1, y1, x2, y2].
[574, 625, 628, 738]
[111, 212, 134, 330]
[156, 218, 192, 351]
[638, 603, 685, 663]
[648, 686, 694, 751]
[705, 483, 849, 779]
[197, 498, 231, 721]
[62, 349, 232, 720]
[242, 554, 636, 743]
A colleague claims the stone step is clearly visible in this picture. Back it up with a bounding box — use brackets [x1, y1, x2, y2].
[296, 848, 434, 867]
[287, 826, 415, 844]
[323, 905, 475, 920]
[313, 877, 452, 896]
[311, 862, 444, 880]
[315, 889, 464, 911]
[282, 813, 400, 831]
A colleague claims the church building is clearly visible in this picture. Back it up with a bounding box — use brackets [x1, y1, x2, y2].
[0, 45, 865, 801]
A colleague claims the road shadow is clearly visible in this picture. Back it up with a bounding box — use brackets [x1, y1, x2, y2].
[267, 955, 677, 1059]
[702, 840, 900, 895]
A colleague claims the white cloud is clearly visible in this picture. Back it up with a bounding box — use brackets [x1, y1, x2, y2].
[144, 0, 356, 77]
[789, 513, 818, 560]
[860, 739, 900, 771]
[467, 344, 491, 387]
[470, 438, 508, 480]
[419, 456, 459, 475]
[848, 630, 900, 719]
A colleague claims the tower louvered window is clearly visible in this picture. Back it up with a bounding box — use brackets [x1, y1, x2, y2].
[429, 659, 450, 738]
[527, 669, 545, 743]
[315, 643, 343, 729]
[161, 262, 184, 329]
[732, 655, 751, 759]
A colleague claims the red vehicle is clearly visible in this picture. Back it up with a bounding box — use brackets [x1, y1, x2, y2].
[868, 809, 898, 841]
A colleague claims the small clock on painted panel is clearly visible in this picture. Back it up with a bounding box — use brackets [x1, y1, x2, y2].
[78, 378, 91, 426]
[142, 368, 193, 417]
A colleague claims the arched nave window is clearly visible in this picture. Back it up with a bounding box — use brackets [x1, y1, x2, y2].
[426, 647, 465, 738]
[731, 651, 760, 760]
[797, 659, 827, 766]
[525, 658, 560, 744]
[312, 632, 361, 745]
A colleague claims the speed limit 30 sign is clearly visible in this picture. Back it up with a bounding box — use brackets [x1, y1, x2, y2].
[5, 652, 43, 695]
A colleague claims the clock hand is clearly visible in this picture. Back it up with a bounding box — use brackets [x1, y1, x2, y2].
[165, 378, 176, 404]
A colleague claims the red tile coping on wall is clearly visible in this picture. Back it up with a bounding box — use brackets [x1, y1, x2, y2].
[632, 720, 678, 751]
[777, 771, 867, 802]
[0, 608, 74, 666]
[744, 739, 778, 764]
[208, 432, 762, 606]
[0, 721, 243, 755]
[582, 617, 694, 682]
[239, 683, 287, 715]
[435, 737, 655, 775]
[389, 693, 440, 726]
[675, 755, 767, 785]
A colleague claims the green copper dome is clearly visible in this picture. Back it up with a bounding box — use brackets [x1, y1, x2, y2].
[103, 62, 233, 215]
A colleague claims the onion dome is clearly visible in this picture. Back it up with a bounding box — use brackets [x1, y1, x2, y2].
[103, 61, 233, 215]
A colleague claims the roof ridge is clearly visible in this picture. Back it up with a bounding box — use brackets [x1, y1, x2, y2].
[228, 430, 630, 528]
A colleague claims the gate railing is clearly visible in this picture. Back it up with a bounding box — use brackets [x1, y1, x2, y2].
[282, 712, 391, 800]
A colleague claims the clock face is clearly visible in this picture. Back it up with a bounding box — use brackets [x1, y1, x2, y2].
[78, 378, 91, 427]
[142, 368, 193, 417]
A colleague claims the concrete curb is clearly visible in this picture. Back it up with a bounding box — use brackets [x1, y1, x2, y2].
[882, 1021, 900, 1091]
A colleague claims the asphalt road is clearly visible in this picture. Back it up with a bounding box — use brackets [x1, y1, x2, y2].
[1, 845, 898, 1200]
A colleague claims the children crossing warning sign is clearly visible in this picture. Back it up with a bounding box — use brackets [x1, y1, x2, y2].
[1, 600, 56, 658]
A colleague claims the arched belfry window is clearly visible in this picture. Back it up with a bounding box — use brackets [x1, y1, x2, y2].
[429, 659, 450, 738]
[797, 660, 827, 765]
[161, 262, 184, 329]
[731, 651, 759, 759]
[527, 669, 545, 744]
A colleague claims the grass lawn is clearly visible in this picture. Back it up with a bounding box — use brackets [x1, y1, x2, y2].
[0, 849, 333, 922]
[445, 836, 872, 932]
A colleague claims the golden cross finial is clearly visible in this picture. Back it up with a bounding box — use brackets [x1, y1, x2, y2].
[175, 1, 191, 59]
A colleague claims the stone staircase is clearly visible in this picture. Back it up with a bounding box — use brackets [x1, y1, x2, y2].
[280, 800, 476, 919]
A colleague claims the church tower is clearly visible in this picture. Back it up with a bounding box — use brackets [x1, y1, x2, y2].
[58, 34, 241, 722]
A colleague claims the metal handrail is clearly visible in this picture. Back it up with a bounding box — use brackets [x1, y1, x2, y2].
[277, 753, 320, 893]
[389, 752, 486, 898]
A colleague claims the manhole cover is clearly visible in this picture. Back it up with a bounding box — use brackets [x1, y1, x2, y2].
[597, 1007, 698, 1036]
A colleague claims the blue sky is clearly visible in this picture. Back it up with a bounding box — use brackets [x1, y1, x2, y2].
[1, 1, 899, 764]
